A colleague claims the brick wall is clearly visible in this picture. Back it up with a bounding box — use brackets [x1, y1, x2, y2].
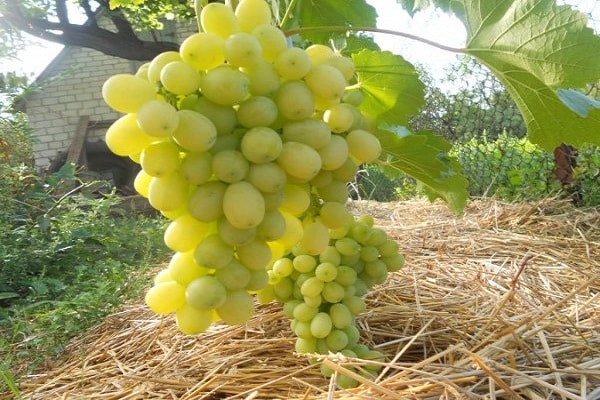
[25, 18, 198, 168]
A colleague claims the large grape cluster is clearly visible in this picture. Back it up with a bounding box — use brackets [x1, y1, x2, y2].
[101, 0, 404, 386]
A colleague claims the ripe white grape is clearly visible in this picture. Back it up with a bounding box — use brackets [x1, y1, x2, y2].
[241, 59, 281, 96]
[200, 66, 250, 106]
[216, 289, 255, 325]
[241, 126, 282, 164]
[186, 275, 227, 309]
[246, 162, 287, 193]
[223, 32, 263, 67]
[329, 303, 353, 329]
[318, 134, 349, 171]
[179, 32, 225, 70]
[172, 109, 217, 152]
[190, 96, 238, 135]
[305, 44, 335, 65]
[325, 329, 348, 351]
[256, 209, 286, 241]
[298, 221, 330, 256]
[323, 55, 356, 81]
[217, 217, 256, 247]
[319, 201, 353, 229]
[212, 150, 249, 183]
[180, 152, 213, 185]
[323, 103, 356, 133]
[134, 169, 152, 197]
[282, 119, 331, 151]
[188, 181, 227, 222]
[317, 179, 349, 203]
[223, 181, 265, 229]
[331, 157, 359, 182]
[345, 129, 382, 163]
[164, 213, 211, 252]
[315, 262, 338, 282]
[194, 234, 234, 269]
[304, 64, 347, 102]
[237, 238, 272, 271]
[140, 140, 180, 177]
[252, 24, 288, 61]
[274, 47, 312, 80]
[293, 302, 319, 322]
[322, 281, 345, 303]
[236, 96, 278, 128]
[137, 100, 180, 137]
[310, 312, 333, 339]
[160, 61, 201, 95]
[215, 259, 251, 290]
[147, 51, 182, 83]
[293, 254, 317, 273]
[277, 142, 322, 182]
[147, 173, 188, 211]
[145, 281, 186, 315]
[105, 113, 154, 156]
[200, 3, 240, 38]
[235, 0, 272, 32]
[102, 74, 156, 113]
[168, 251, 209, 286]
[275, 81, 315, 121]
[176, 304, 213, 335]
[245, 269, 269, 291]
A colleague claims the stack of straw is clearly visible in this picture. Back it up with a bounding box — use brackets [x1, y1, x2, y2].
[18, 198, 600, 399]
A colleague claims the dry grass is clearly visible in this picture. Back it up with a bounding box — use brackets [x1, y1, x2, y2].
[14, 198, 600, 400]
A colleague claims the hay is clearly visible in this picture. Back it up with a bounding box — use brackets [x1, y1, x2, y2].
[15, 198, 600, 400]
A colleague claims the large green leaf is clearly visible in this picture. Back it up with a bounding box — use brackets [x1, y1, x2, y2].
[431, 0, 600, 150]
[377, 128, 469, 214]
[352, 49, 425, 126]
[295, 0, 377, 44]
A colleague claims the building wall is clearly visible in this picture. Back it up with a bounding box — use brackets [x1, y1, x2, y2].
[25, 18, 198, 168]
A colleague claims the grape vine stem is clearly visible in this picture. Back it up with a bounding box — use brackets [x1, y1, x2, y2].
[284, 26, 466, 54]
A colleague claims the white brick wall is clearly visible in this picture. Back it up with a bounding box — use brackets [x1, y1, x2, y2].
[26, 17, 198, 167]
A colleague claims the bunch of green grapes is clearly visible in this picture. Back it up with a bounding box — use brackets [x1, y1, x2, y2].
[101, 0, 401, 381]
[257, 213, 404, 387]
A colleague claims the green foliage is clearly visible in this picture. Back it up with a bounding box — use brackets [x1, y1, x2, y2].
[108, 0, 196, 31]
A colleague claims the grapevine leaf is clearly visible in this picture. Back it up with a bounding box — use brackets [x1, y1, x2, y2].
[297, 0, 377, 44]
[352, 49, 425, 126]
[439, 0, 600, 150]
[377, 128, 469, 214]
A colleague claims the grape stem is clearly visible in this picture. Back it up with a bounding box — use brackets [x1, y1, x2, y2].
[279, 0, 300, 29]
[284, 26, 466, 54]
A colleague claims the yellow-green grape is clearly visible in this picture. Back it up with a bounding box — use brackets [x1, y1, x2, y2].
[275, 81, 315, 121]
[335, 237, 361, 256]
[342, 89, 364, 107]
[272, 257, 294, 278]
[378, 239, 399, 258]
[200, 65, 250, 106]
[277, 142, 322, 182]
[179, 32, 224, 70]
[256, 209, 286, 241]
[279, 183, 311, 216]
[367, 227, 387, 247]
[200, 2, 240, 38]
[360, 246, 379, 263]
[268, 240, 285, 263]
[180, 151, 213, 185]
[172, 110, 217, 152]
[293, 302, 319, 322]
[319, 201, 352, 229]
[276, 211, 304, 250]
[164, 213, 212, 252]
[310, 312, 333, 339]
[223, 181, 265, 229]
[236, 96, 278, 128]
[251, 24, 287, 62]
[324, 55, 356, 81]
[189, 96, 238, 136]
[300, 277, 324, 299]
[241, 59, 280, 96]
[274, 47, 311, 80]
[148, 173, 188, 212]
[153, 268, 172, 284]
[293, 254, 317, 273]
[240, 127, 282, 164]
[382, 253, 405, 272]
[135, 62, 150, 79]
[217, 217, 256, 247]
[304, 64, 347, 102]
[320, 246, 342, 266]
[282, 119, 331, 150]
[188, 181, 227, 222]
[145, 281, 186, 315]
[315, 262, 338, 282]
[295, 337, 317, 354]
[343, 295, 366, 315]
[344, 326, 360, 348]
[331, 157, 359, 183]
[235, 0, 271, 32]
[215, 290, 255, 325]
[168, 251, 209, 286]
[322, 281, 345, 303]
[317, 179, 349, 203]
[136, 100, 179, 137]
[325, 329, 348, 351]
[349, 220, 371, 243]
[336, 371, 359, 389]
[335, 266, 356, 287]
[293, 320, 314, 339]
[160, 61, 201, 95]
[223, 32, 262, 67]
[215, 258, 251, 290]
[298, 221, 330, 256]
[329, 303, 353, 329]
[305, 44, 335, 65]
[345, 129, 382, 163]
[186, 275, 227, 309]
[105, 113, 154, 156]
[236, 238, 272, 271]
[176, 304, 213, 335]
[102, 74, 156, 113]
[212, 150, 249, 183]
[246, 162, 287, 193]
[140, 140, 180, 177]
[323, 103, 356, 133]
[134, 169, 152, 197]
[147, 51, 182, 83]
[310, 170, 333, 188]
[318, 134, 349, 171]
[194, 234, 234, 270]
[246, 269, 269, 291]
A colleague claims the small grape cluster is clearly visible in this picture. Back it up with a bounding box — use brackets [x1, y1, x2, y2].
[258, 214, 404, 387]
[100, 0, 405, 385]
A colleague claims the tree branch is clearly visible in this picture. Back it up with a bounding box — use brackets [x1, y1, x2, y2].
[55, 0, 69, 24]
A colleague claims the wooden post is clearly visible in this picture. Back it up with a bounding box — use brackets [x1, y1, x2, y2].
[66, 115, 90, 167]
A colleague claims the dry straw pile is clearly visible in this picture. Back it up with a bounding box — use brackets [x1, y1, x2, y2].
[17, 198, 600, 399]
